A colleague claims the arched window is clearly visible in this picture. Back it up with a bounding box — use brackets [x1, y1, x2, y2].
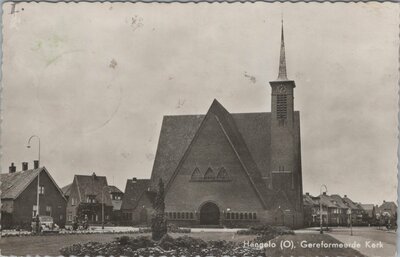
[235, 213, 239, 220]
[217, 167, 229, 180]
[244, 213, 248, 220]
[240, 213, 243, 220]
[191, 167, 202, 180]
[185, 212, 189, 219]
[177, 212, 181, 219]
[173, 212, 176, 219]
[204, 168, 215, 180]
[253, 213, 257, 220]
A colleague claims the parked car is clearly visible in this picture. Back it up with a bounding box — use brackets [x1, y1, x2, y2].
[31, 216, 59, 234]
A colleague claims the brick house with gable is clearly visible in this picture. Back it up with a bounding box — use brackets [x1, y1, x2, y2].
[1, 161, 67, 229]
[65, 173, 113, 225]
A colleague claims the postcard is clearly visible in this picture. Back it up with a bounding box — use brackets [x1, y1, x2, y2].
[0, 1, 397, 257]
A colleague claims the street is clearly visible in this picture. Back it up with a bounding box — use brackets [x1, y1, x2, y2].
[327, 227, 396, 257]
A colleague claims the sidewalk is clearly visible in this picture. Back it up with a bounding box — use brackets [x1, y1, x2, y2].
[328, 233, 396, 257]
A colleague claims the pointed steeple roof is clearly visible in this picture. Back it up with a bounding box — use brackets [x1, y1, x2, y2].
[277, 19, 288, 81]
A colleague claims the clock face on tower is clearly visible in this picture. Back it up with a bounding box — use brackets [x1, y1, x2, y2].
[278, 85, 286, 94]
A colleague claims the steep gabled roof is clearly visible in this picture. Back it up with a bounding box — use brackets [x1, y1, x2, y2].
[74, 174, 112, 206]
[108, 185, 123, 194]
[342, 196, 362, 210]
[0, 167, 67, 202]
[303, 194, 318, 206]
[121, 179, 150, 210]
[62, 183, 72, 197]
[330, 195, 350, 209]
[161, 100, 273, 208]
[150, 99, 301, 210]
[377, 201, 397, 212]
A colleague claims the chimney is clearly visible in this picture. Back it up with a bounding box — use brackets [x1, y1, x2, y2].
[92, 172, 97, 179]
[344, 195, 347, 198]
[323, 192, 327, 195]
[9, 162, 16, 173]
[22, 162, 28, 171]
[132, 177, 137, 183]
[305, 192, 310, 196]
[383, 200, 386, 203]
[34, 160, 40, 169]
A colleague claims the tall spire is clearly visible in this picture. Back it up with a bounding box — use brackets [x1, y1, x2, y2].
[277, 18, 288, 81]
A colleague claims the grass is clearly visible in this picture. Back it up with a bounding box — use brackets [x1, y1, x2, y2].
[0, 232, 257, 256]
[0, 232, 366, 256]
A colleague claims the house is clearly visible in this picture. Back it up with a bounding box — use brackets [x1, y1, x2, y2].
[120, 178, 153, 226]
[108, 185, 124, 224]
[329, 195, 351, 226]
[360, 204, 376, 224]
[147, 22, 304, 228]
[342, 195, 364, 225]
[303, 193, 319, 227]
[65, 173, 113, 225]
[376, 201, 397, 225]
[1, 161, 67, 229]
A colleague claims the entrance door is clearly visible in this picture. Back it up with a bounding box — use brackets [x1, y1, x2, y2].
[200, 202, 220, 225]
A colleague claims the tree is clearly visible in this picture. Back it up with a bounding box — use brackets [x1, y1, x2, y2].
[151, 178, 167, 240]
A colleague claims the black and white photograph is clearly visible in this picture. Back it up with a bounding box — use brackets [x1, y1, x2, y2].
[0, 2, 398, 256]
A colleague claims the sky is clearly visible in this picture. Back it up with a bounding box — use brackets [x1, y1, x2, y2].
[1, 2, 398, 205]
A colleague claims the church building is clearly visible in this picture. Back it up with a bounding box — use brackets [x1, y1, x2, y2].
[149, 22, 304, 228]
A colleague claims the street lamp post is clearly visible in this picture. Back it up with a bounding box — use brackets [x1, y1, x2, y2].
[27, 135, 41, 217]
[101, 185, 108, 230]
[320, 184, 328, 234]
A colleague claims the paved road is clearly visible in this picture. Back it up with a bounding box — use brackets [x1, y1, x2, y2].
[327, 227, 396, 257]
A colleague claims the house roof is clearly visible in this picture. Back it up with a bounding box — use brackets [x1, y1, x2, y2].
[303, 194, 318, 206]
[0, 167, 66, 202]
[74, 174, 112, 206]
[149, 99, 300, 209]
[341, 196, 361, 210]
[330, 195, 350, 209]
[361, 204, 375, 211]
[121, 179, 150, 210]
[108, 185, 123, 194]
[377, 201, 397, 212]
[62, 183, 72, 197]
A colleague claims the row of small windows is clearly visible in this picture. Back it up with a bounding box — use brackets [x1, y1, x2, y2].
[166, 212, 194, 220]
[191, 167, 230, 181]
[226, 212, 257, 220]
[165, 212, 257, 220]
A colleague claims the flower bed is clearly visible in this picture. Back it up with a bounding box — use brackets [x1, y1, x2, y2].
[59, 234, 266, 257]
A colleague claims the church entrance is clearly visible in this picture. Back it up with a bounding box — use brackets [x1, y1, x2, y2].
[199, 202, 220, 225]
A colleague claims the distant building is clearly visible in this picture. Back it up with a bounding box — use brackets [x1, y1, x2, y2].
[65, 173, 113, 225]
[108, 185, 124, 224]
[0, 161, 67, 229]
[302, 193, 367, 227]
[360, 204, 376, 224]
[61, 183, 72, 200]
[376, 201, 397, 223]
[302, 193, 319, 227]
[342, 195, 364, 225]
[120, 178, 153, 226]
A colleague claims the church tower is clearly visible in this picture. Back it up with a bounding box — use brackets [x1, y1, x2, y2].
[269, 20, 298, 200]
